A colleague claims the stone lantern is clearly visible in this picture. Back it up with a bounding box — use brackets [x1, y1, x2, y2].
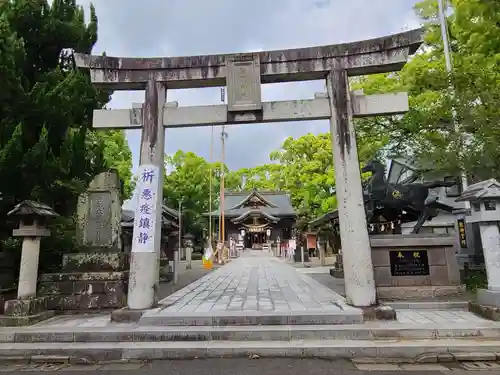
[3, 200, 58, 325]
[183, 233, 195, 269]
[456, 179, 500, 309]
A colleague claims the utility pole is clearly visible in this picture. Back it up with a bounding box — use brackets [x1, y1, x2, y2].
[437, 0, 470, 208]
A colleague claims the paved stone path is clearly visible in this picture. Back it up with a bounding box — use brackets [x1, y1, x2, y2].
[22, 250, 492, 329]
[157, 251, 347, 314]
[138, 250, 361, 325]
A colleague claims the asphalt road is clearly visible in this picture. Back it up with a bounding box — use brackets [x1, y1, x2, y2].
[4, 358, 499, 375]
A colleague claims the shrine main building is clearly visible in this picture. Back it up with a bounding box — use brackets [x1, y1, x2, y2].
[207, 189, 297, 249]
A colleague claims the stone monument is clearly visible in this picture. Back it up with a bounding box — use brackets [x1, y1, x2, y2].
[457, 179, 500, 319]
[39, 170, 128, 311]
[1, 201, 58, 326]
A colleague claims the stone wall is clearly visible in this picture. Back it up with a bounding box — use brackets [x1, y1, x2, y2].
[39, 252, 128, 310]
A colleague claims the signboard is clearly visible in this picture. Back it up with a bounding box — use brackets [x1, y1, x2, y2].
[457, 218, 467, 248]
[389, 250, 429, 277]
[132, 164, 160, 253]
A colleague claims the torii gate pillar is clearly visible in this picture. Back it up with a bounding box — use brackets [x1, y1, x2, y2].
[327, 66, 375, 306]
[74, 28, 423, 309]
[128, 80, 166, 309]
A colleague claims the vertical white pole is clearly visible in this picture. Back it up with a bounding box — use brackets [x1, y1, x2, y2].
[437, 0, 470, 207]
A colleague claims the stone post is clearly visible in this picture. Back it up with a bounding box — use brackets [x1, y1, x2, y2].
[183, 233, 194, 269]
[3, 201, 58, 325]
[326, 64, 376, 307]
[17, 237, 41, 299]
[457, 180, 500, 310]
[319, 240, 326, 266]
[128, 79, 166, 309]
[9, 203, 56, 299]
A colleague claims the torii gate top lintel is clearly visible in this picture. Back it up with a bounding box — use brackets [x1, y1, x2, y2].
[74, 28, 423, 90]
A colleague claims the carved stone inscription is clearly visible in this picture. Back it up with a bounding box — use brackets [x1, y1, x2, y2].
[87, 192, 112, 246]
[227, 54, 262, 112]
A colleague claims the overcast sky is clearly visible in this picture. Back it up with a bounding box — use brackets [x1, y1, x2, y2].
[78, 0, 421, 173]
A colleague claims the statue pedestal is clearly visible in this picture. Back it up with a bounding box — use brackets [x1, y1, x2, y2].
[39, 250, 128, 311]
[370, 234, 465, 300]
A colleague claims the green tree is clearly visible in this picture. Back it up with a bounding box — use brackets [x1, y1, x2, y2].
[269, 132, 386, 221]
[0, 0, 120, 272]
[163, 151, 226, 241]
[353, 0, 500, 181]
[88, 130, 134, 200]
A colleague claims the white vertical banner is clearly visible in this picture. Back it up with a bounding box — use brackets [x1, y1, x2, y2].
[132, 164, 160, 253]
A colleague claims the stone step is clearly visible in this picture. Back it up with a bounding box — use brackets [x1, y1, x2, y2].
[2, 323, 500, 343]
[1, 339, 500, 362]
[383, 301, 469, 310]
[138, 309, 363, 326]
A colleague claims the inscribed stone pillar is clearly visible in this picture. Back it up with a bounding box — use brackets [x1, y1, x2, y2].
[38, 170, 128, 311]
[326, 65, 376, 307]
[76, 170, 122, 250]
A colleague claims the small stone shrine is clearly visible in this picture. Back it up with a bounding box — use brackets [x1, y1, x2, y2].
[1, 201, 58, 326]
[458, 179, 500, 320]
[370, 234, 464, 300]
[38, 170, 128, 311]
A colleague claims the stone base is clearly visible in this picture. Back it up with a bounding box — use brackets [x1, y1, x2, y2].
[62, 252, 129, 273]
[0, 310, 54, 327]
[329, 268, 344, 279]
[5, 296, 49, 316]
[0, 288, 16, 315]
[376, 285, 466, 300]
[477, 288, 500, 307]
[39, 272, 127, 311]
[361, 305, 397, 321]
[0, 296, 54, 327]
[469, 301, 500, 321]
[110, 307, 151, 323]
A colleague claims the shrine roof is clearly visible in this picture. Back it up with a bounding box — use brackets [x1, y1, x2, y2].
[8, 200, 58, 218]
[205, 190, 296, 217]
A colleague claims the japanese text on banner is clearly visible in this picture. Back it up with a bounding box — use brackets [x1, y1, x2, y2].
[132, 164, 160, 253]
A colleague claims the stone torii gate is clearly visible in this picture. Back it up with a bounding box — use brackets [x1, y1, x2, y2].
[74, 29, 423, 310]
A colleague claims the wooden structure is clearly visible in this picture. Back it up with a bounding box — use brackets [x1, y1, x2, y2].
[206, 189, 296, 249]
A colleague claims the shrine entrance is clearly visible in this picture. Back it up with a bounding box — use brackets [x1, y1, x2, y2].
[75, 28, 423, 309]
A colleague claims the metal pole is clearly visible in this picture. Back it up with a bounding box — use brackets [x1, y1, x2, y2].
[437, 0, 470, 208]
[174, 200, 181, 284]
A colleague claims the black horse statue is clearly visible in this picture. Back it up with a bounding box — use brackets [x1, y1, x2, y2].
[362, 160, 457, 234]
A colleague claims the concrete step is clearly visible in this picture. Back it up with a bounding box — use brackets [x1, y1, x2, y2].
[1, 339, 500, 362]
[138, 309, 363, 326]
[383, 301, 469, 310]
[2, 323, 500, 343]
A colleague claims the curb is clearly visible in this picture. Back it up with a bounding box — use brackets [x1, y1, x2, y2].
[0, 340, 500, 362]
[1, 324, 500, 343]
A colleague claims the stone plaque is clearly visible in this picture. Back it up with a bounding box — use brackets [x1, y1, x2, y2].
[389, 250, 429, 277]
[226, 54, 262, 112]
[87, 191, 112, 246]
